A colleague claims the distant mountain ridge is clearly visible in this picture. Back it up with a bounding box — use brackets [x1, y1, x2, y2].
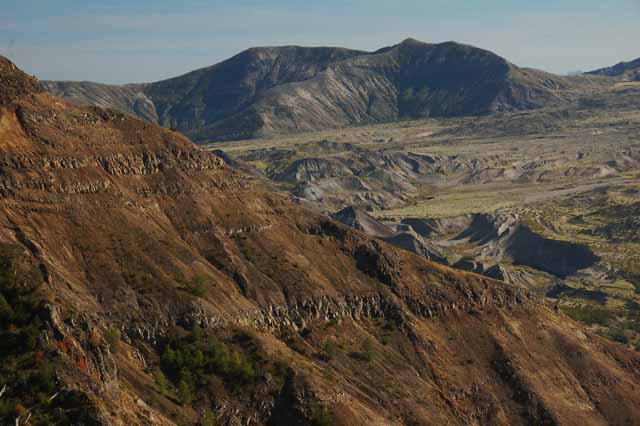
[586, 57, 640, 80]
[44, 38, 595, 142]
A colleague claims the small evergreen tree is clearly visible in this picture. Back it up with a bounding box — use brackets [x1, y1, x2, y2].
[178, 380, 193, 406]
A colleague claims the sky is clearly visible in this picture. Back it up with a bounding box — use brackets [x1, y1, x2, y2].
[2, 0, 640, 84]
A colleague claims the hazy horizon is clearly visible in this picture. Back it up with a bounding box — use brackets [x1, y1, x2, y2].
[3, 0, 640, 84]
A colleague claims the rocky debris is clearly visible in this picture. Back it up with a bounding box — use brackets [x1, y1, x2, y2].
[190, 293, 404, 336]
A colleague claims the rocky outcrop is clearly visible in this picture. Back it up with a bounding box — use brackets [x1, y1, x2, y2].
[0, 56, 43, 105]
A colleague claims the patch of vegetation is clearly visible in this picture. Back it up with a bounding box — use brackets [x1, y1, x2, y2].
[124, 270, 157, 294]
[182, 275, 208, 297]
[321, 341, 338, 361]
[104, 327, 121, 353]
[235, 235, 257, 262]
[608, 328, 630, 345]
[0, 245, 97, 425]
[547, 284, 608, 304]
[561, 305, 615, 326]
[350, 338, 374, 362]
[201, 407, 217, 426]
[161, 328, 257, 403]
[159, 327, 284, 413]
[310, 402, 334, 426]
[153, 369, 170, 394]
[285, 334, 309, 355]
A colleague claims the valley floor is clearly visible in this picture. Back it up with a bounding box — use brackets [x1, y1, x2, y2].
[211, 87, 640, 350]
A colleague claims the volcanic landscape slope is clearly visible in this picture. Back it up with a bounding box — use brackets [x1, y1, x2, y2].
[4, 56, 640, 425]
[44, 39, 602, 142]
[213, 76, 640, 352]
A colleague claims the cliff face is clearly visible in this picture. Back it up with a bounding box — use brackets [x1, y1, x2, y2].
[2, 57, 640, 426]
[44, 39, 588, 142]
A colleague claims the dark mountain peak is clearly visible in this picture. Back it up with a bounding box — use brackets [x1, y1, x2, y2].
[398, 37, 429, 47]
[0, 55, 43, 105]
[44, 41, 579, 142]
[377, 39, 510, 74]
[393, 39, 494, 54]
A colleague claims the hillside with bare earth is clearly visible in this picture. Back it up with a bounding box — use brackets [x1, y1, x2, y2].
[3, 57, 640, 426]
[43, 39, 601, 142]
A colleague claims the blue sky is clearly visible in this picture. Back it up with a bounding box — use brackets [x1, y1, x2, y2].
[2, 0, 639, 83]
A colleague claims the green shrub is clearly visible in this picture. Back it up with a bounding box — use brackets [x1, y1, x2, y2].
[310, 403, 333, 426]
[0, 245, 77, 424]
[285, 335, 308, 355]
[322, 341, 337, 361]
[104, 327, 121, 353]
[178, 380, 193, 406]
[609, 328, 629, 345]
[185, 275, 207, 297]
[361, 338, 374, 362]
[0, 293, 13, 321]
[153, 370, 170, 393]
[561, 305, 614, 326]
[202, 407, 216, 426]
[160, 327, 258, 397]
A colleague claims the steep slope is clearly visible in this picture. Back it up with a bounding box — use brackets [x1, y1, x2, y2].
[42, 80, 158, 122]
[400, 214, 599, 279]
[587, 57, 640, 80]
[44, 39, 588, 142]
[332, 206, 447, 263]
[331, 206, 396, 238]
[3, 57, 640, 426]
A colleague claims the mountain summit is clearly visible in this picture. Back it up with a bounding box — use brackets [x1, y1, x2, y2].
[44, 39, 585, 142]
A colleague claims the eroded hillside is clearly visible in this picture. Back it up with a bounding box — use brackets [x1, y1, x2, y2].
[3, 57, 640, 426]
[213, 78, 640, 355]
